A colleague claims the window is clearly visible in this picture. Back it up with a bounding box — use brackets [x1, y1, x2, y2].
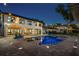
[39, 23, 42, 27]
[11, 17, 15, 23]
[8, 29, 11, 32]
[7, 28, 11, 35]
[8, 16, 13, 23]
[27, 20, 32, 22]
[28, 22, 32, 25]
[35, 23, 37, 26]
[27, 20, 32, 25]
[35, 22, 42, 27]
[33, 21, 37, 26]
[19, 18, 25, 24]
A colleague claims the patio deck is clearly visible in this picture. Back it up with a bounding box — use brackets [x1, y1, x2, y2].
[0, 35, 79, 56]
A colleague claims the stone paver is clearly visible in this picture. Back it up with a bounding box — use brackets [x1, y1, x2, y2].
[0, 35, 79, 56]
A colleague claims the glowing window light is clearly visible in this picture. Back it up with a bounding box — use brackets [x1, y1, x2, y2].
[8, 16, 12, 23]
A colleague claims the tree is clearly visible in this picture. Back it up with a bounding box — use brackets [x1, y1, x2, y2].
[56, 23, 62, 26]
[56, 4, 74, 24]
[70, 24, 78, 29]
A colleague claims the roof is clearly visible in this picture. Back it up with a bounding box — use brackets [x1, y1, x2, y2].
[0, 12, 45, 24]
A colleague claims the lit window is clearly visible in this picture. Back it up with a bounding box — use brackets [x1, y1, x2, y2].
[19, 19, 25, 24]
[8, 16, 11, 18]
[8, 29, 10, 32]
[12, 17, 15, 23]
[8, 16, 12, 23]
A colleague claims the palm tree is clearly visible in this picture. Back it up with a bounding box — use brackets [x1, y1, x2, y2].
[56, 4, 75, 33]
[56, 4, 74, 24]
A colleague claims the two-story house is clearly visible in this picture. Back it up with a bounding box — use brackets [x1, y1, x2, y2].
[0, 12, 44, 36]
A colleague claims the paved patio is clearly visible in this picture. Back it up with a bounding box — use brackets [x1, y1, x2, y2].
[0, 35, 79, 56]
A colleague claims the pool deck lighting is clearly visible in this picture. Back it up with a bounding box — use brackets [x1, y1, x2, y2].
[18, 47, 23, 50]
[46, 46, 49, 48]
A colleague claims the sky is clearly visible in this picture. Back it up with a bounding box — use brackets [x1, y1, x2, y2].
[0, 3, 67, 25]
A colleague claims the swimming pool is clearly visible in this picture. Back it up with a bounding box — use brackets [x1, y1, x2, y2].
[39, 36, 63, 45]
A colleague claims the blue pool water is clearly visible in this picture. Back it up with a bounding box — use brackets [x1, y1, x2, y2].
[39, 36, 63, 45]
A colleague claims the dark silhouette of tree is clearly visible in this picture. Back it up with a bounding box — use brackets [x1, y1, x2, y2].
[70, 24, 78, 29]
[56, 4, 74, 24]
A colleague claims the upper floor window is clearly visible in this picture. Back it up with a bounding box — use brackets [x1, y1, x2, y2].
[11, 17, 16, 23]
[19, 18, 25, 24]
[39, 23, 42, 27]
[35, 23, 37, 26]
[27, 20, 32, 25]
[28, 22, 32, 25]
[35, 22, 42, 27]
[33, 21, 37, 26]
[8, 16, 13, 23]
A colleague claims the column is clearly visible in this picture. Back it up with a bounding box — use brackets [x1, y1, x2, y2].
[41, 28, 43, 35]
[32, 29, 35, 35]
[4, 24, 8, 37]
